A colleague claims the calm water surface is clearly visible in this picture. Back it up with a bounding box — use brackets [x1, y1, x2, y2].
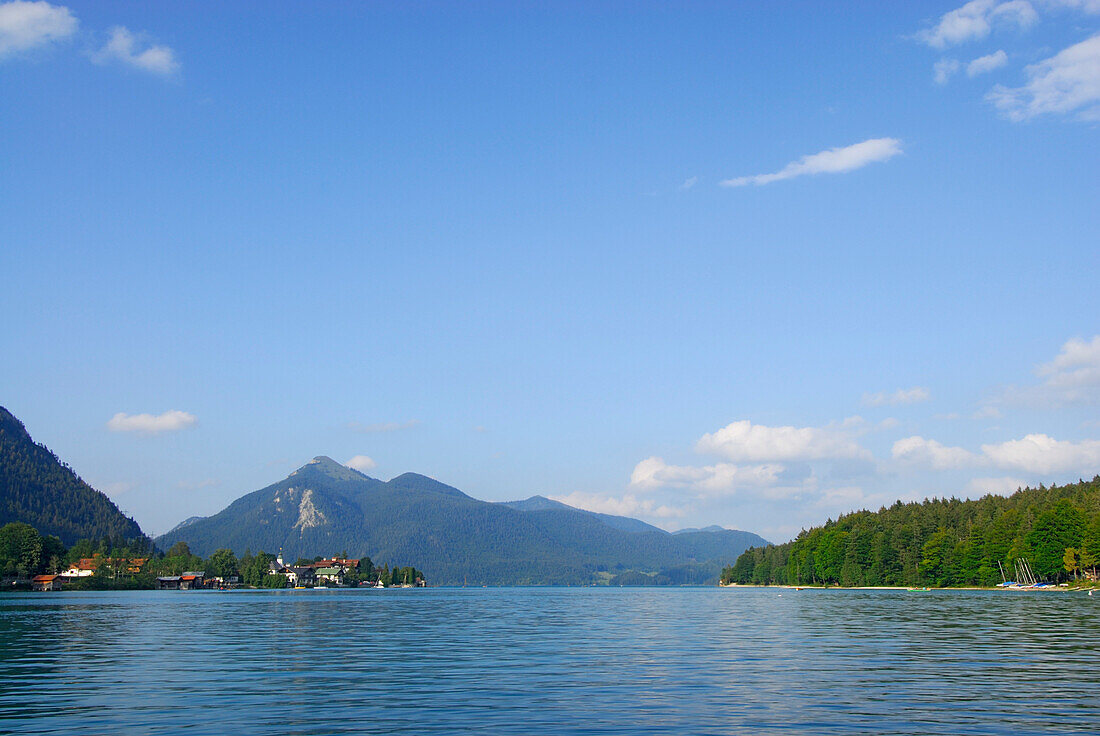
[1, 587, 1097, 735]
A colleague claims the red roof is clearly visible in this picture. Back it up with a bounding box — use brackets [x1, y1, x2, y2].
[312, 558, 359, 568]
[180, 575, 198, 581]
[33, 575, 59, 582]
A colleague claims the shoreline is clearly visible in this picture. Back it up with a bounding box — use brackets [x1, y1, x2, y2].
[719, 583, 1091, 592]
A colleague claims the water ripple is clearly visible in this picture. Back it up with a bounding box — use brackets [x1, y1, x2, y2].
[1, 588, 1097, 735]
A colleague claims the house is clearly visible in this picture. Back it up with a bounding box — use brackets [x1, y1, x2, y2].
[63, 556, 148, 578]
[267, 563, 316, 587]
[157, 572, 206, 590]
[286, 566, 316, 586]
[179, 572, 206, 590]
[64, 558, 100, 577]
[311, 557, 359, 571]
[208, 575, 239, 588]
[32, 574, 63, 591]
[314, 566, 344, 586]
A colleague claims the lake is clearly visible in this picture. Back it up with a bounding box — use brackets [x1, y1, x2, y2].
[1, 587, 1098, 735]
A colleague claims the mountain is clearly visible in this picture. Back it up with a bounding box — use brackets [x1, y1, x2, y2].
[499, 495, 665, 533]
[673, 525, 727, 534]
[166, 516, 205, 534]
[157, 457, 770, 585]
[0, 406, 146, 546]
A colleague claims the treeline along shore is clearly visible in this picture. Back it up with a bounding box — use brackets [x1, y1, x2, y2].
[0, 522, 424, 591]
[723, 477, 1100, 588]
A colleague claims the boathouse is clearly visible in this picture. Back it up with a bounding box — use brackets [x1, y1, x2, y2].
[32, 574, 63, 591]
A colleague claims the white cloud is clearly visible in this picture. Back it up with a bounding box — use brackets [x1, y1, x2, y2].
[892, 436, 980, 469]
[696, 419, 870, 462]
[680, 176, 698, 190]
[981, 433, 1100, 473]
[0, 0, 76, 57]
[919, 0, 1038, 49]
[1037, 335, 1100, 395]
[345, 455, 377, 472]
[996, 335, 1100, 408]
[987, 33, 1100, 120]
[969, 50, 1010, 75]
[862, 386, 931, 407]
[1040, 0, 1100, 14]
[720, 138, 902, 187]
[348, 419, 420, 433]
[890, 426, 1100, 476]
[550, 491, 685, 519]
[935, 58, 962, 84]
[966, 476, 1028, 496]
[92, 25, 178, 75]
[629, 456, 783, 495]
[811, 486, 869, 510]
[107, 410, 197, 435]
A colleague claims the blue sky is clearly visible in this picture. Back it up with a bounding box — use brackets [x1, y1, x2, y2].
[2, 1, 1098, 540]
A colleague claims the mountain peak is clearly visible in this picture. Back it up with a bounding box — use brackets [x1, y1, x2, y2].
[289, 456, 372, 482]
[500, 495, 572, 512]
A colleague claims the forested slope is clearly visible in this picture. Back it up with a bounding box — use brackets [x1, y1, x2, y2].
[724, 477, 1100, 587]
[0, 407, 146, 546]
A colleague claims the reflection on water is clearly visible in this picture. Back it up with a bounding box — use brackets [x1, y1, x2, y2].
[1, 588, 1097, 735]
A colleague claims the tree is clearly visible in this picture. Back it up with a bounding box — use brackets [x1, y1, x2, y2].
[1079, 547, 1097, 579]
[1027, 501, 1084, 580]
[262, 573, 287, 588]
[207, 548, 239, 580]
[166, 541, 192, 558]
[0, 522, 45, 577]
[1063, 548, 1079, 580]
[919, 529, 953, 587]
[241, 552, 276, 587]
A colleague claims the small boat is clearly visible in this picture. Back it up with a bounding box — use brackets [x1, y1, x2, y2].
[907, 587, 931, 592]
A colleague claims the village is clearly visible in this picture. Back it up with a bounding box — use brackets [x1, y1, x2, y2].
[23, 551, 426, 592]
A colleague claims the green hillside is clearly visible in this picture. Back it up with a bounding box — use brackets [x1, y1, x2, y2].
[0, 407, 146, 547]
[724, 477, 1100, 587]
[157, 456, 769, 585]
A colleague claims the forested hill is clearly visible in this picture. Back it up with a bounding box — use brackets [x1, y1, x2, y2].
[724, 477, 1100, 587]
[0, 406, 147, 546]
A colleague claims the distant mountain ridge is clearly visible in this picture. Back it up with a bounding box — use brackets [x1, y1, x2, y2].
[0, 406, 146, 545]
[674, 525, 727, 534]
[157, 456, 769, 585]
[498, 495, 665, 534]
[166, 516, 206, 534]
